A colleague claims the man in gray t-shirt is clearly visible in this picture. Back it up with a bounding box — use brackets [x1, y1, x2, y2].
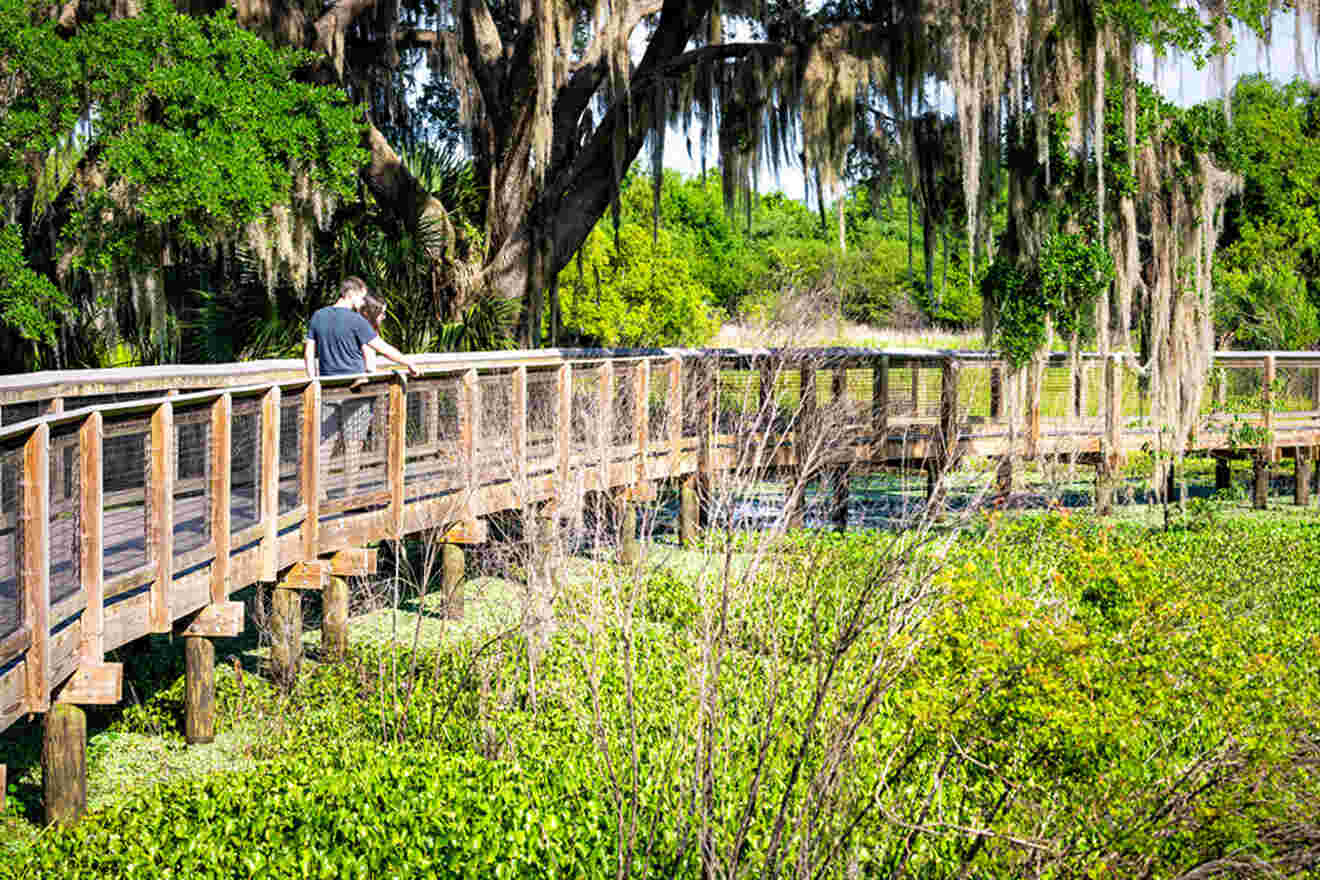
[304, 277, 420, 378]
[305, 277, 421, 464]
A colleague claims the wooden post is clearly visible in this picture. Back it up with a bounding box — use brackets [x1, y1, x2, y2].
[387, 378, 406, 539]
[989, 363, 1003, 421]
[1097, 356, 1122, 516]
[460, 368, 480, 516]
[23, 422, 50, 713]
[1215, 456, 1231, 493]
[557, 363, 573, 491]
[830, 365, 848, 531]
[443, 543, 465, 620]
[872, 356, 889, 456]
[1026, 365, 1041, 460]
[183, 635, 215, 745]
[260, 387, 280, 583]
[1255, 356, 1275, 509]
[667, 358, 682, 473]
[210, 394, 232, 603]
[301, 382, 320, 561]
[512, 366, 528, 497]
[679, 477, 700, 546]
[1263, 355, 1276, 463]
[758, 359, 774, 424]
[939, 358, 960, 473]
[617, 495, 639, 565]
[996, 457, 1015, 499]
[270, 582, 301, 688]
[78, 413, 104, 667]
[698, 356, 716, 480]
[42, 702, 85, 826]
[149, 401, 175, 632]
[634, 359, 649, 488]
[788, 363, 816, 530]
[1295, 447, 1312, 507]
[598, 361, 614, 492]
[321, 575, 349, 659]
[1077, 362, 1090, 421]
[909, 363, 920, 416]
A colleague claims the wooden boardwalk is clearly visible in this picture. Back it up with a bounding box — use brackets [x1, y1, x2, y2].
[1, 346, 1319, 744]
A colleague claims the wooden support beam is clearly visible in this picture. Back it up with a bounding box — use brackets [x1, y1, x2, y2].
[302, 381, 320, 560]
[260, 386, 281, 583]
[78, 412, 104, 665]
[698, 357, 716, 477]
[387, 378, 406, 539]
[989, 363, 1003, 421]
[873, 356, 889, 446]
[56, 663, 122, 705]
[796, 364, 817, 478]
[1026, 366, 1041, 460]
[557, 363, 573, 490]
[321, 575, 349, 660]
[616, 494, 639, 565]
[281, 560, 328, 591]
[598, 360, 614, 490]
[43, 703, 86, 826]
[667, 358, 682, 468]
[149, 401, 174, 632]
[1098, 356, 1122, 517]
[24, 421, 50, 713]
[940, 358, 960, 471]
[1297, 446, 1314, 507]
[210, 394, 231, 603]
[326, 547, 378, 577]
[679, 476, 700, 547]
[634, 359, 649, 486]
[177, 602, 244, 638]
[1263, 354, 1277, 463]
[184, 635, 214, 745]
[460, 368, 479, 513]
[269, 584, 301, 688]
[512, 365, 528, 495]
[758, 359, 774, 423]
[443, 543, 465, 620]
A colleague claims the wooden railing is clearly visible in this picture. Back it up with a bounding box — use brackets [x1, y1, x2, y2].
[2, 346, 1319, 742]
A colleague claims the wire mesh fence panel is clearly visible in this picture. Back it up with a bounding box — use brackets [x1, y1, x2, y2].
[647, 363, 671, 443]
[173, 406, 212, 558]
[478, 371, 513, 481]
[571, 366, 602, 456]
[49, 426, 81, 610]
[403, 377, 461, 501]
[1276, 365, 1319, 415]
[611, 364, 635, 450]
[527, 368, 558, 470]
[0, 441, 22, 640]
[102, 415, 150, 578]
[1039, 367, 1074, 419]
[1220, 364, 1266, 414]
[714, 367, 755, 434]
[320, 387, 386, 507]
[680, 359, 709, 438]
[279, 397, 303, 515]
[957, 365, 995, 424]
[230, 400, 261, 535]
[1, 403, 39, 426]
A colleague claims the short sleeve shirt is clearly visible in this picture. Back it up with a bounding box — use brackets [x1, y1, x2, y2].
[306, 306, 378, 376]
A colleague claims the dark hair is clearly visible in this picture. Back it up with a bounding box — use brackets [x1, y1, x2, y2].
[338, 277, 368, 299]
[358, 294, 386, 332]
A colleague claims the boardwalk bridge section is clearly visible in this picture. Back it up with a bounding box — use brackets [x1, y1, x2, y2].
[0, 346, 1318, 821]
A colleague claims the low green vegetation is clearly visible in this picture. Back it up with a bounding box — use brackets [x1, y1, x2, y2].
[4, 511, 1318, 876]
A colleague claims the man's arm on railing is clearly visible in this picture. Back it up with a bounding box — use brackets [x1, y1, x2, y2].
[304, 340, 317, 377]
[366, 337, 421, 376]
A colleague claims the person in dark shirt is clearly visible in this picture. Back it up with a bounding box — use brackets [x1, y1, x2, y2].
[305, 278, 421, 462]
[303, 278, 420, 377]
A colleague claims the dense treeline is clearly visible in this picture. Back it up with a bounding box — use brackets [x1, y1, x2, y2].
[0, 0, 1317, 373]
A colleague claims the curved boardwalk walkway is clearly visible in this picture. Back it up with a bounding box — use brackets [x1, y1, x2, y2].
[0, 345, 1317, 819]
